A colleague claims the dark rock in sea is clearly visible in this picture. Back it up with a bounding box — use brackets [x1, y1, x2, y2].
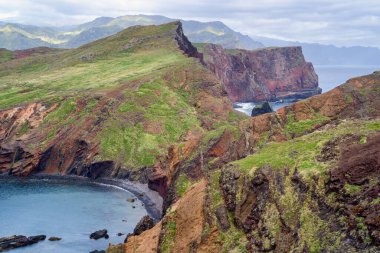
[48, 236, 62, 241]
[126, 198, 136, 203]
[89, 250, 105, 253]
[89, 229, 108, 240]
[251, 102, 273, 117]
[0, 235, 46, 251]
[117, 233, 124, 236]
[133, 215, 155, 236]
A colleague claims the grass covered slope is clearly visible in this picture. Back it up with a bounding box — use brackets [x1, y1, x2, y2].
[0, 22, 235, 175]
[128, 71, 379, 253]
[205, 119, 380, 253]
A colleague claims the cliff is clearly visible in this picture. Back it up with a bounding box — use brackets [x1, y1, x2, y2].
[0, 22, 232, 184]
[200, 44, 321, 102]
[110, 72, 379, 253]
[1, 20, 380, 253]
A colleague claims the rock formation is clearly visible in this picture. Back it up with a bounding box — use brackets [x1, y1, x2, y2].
[201, 44, 321, 102]
[251, 102, 273, 117]
[0, 21, 379, 253]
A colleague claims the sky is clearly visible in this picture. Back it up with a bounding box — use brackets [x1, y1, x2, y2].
[0, 0, 379, 47]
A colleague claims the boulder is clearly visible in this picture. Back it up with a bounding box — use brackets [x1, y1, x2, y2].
[133, 216, 155, 236]
[48, 236, 62, 241]
[251, 102, 273, 117]
[0, 235, 46, 251]
[126, 198, 136, 203]
[90, 230, 108, 240]
[215, 205, 231, 231]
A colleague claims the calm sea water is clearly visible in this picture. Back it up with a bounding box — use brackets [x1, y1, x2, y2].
[0, 178, 147, 253]
[235, 65, 380, 116]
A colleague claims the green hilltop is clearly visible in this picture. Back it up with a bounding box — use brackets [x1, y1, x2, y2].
[0, 22, 235, 169]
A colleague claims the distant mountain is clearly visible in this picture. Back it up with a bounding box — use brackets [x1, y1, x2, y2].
[251, 35, 380, 65]
[0, 15, 263, 50]
[1, 14, 380, 65]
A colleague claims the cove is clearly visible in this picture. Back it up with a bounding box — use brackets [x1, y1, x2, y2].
[0, 177, 153, 253]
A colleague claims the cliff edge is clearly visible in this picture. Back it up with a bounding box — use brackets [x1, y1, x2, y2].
[201, 44, 321, 102]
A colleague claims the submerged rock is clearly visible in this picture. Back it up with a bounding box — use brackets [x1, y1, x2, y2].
[48, 236, 62, 241]
[89, 230, 108, 240]
[126, 198, 136, 203]
[251, 102, 273, 117]
[89, 250, 105, 253]
[0, 234, 46, 251]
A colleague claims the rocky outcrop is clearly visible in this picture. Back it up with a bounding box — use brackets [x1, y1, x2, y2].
[133, 216, 155, 236]
[0, 235, 46, 251]
[201, 44, 320, 102]
[90, 229, 109, 240]
[251, 102, 273, 117]
[114, 72, 379, 252]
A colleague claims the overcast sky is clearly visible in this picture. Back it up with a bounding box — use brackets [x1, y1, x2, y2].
[0, 0, 379, 47]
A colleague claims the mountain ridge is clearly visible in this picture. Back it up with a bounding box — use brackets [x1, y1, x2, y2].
[1, 14, 380, 65]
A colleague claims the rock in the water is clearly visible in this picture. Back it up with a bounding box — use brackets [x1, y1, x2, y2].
[89, 250, 105, 253]
[48, 236, 62, 241]
[117, 233, 124, 236]
[133, 216, 155, 236]
[28, 235, 46, 242]
[251, 102, 273, 117]
[126, 198, 136, 203]
[0, 235, 46, 251]
[90, 229, 108, 240]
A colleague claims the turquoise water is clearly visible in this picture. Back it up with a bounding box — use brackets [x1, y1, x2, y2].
[0, 177, 148, 253]
[235, 65, 380, 116]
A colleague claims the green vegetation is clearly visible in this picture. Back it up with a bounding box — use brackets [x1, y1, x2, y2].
[98, 79, 201, 168]
[175, 174, 192, 197]
[0, 49, 13, 63]
[0, 23, 185, 109]
[235, 119, 380, 177]
[284, 111, 329, 136]
[1, 22, 229, 169]
[344, 183, 361, 195]
[161, 220, 176, 253]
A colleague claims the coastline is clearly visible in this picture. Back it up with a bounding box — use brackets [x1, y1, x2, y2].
[0, 174, 163, 220]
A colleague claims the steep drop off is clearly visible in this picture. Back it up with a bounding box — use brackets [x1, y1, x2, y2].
[111, 72, 380, 253]
[0, 22, 233, 188]
[199, 44, 321, 102]
[1, 21, 379, 253]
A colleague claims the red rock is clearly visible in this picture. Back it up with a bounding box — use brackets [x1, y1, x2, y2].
[202, 44, 320, 102]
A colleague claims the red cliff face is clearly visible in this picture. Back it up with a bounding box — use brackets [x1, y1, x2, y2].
[202, 44, 321, 102]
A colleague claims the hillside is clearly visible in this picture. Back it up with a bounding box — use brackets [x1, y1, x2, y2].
[0, 21, 379, 253]
[0, 22, 234, 178]
[112, 71, 380, 253]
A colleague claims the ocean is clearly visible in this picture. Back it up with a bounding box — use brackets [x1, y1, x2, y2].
[234, 65, 380, 116]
